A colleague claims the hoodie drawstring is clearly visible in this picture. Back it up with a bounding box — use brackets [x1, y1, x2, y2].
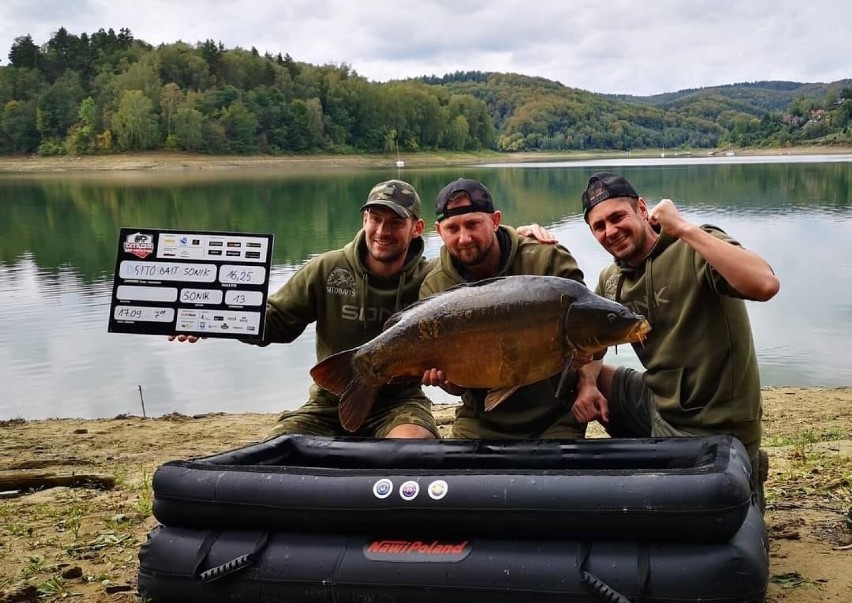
[644, 256, 656, 325]
[394, 272, 406, 313]
[360, 272, 368, 329]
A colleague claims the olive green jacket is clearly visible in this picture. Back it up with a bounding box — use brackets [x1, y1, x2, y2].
[256, 230, 431, 401]
[596, 225, 762, 449]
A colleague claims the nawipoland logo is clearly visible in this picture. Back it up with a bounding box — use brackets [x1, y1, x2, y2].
[372, 478, 393, 499]
[123, 232, 154, 259]
[427, 480, 448, 500]
[399, 480, 419, 501]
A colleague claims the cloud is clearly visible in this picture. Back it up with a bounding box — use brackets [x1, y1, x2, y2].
[1, 0, 849, 96]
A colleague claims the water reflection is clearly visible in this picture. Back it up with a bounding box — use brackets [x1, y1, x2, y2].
[1, 157, 850, 419]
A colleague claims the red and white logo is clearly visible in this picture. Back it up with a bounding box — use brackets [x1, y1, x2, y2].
[123, 232, 155, 259]
[363, 539, 471, 562]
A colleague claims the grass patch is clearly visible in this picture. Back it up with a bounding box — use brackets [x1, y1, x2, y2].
[763, 427, 848, 448]
[766, 446, 852, 508]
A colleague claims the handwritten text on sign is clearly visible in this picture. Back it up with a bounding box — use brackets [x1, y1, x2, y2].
[108, 229, 274, 340]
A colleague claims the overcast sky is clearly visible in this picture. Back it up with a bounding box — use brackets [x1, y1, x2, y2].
[1, 0, 849, 96]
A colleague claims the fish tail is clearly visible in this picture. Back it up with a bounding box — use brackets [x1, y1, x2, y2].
[309, 349, 380, 432]
[310, 349, 359, 396]
[338, 380, 382, 433]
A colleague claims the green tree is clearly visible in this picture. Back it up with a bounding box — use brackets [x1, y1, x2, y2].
[111, 89, 159, 150]
[154, 42, 211, 91]
[173, 101, 205, 151]
[36, 69, 85, 141]
[160, 82, 182, 137]
[1, 99, 39, 153]
[64, 96, 97, 154]
[113, 54, 162, 106]
[442, 114, 470, 150]
[8, 35, 42, 70]
[220, 99, 258, 153]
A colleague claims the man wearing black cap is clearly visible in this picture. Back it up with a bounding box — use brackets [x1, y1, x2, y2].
[420, 178, 588, 439]
[575, 171, 780, 507]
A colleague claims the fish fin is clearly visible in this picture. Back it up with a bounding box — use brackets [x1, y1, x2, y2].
[311, 349, 380, 432]
[309, 349, 358, 396]
[484, 385, 522, 412]
[555, 351, 577, 399]
[338, 380, 381, 433]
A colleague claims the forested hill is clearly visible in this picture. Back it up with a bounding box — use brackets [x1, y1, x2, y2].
[422, 72, 852, 151]
[610, 80, 852, 112]
[1, 27, 850, 157]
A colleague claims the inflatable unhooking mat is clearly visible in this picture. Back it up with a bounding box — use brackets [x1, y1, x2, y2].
[137, 503, 768, 602]
[152, 434, 753, 542]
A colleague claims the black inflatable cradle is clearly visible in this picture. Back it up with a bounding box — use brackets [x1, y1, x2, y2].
[139, 434, 768, 602]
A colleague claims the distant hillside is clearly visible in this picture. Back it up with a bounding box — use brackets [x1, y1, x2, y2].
[609, 80, 852, 114]
[419, 72, 852, 150]
[1, 28, 850, 157]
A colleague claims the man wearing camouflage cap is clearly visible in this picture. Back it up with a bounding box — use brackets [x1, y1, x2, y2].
[263, 179, 439, 438]
[173, 179, 439, 438]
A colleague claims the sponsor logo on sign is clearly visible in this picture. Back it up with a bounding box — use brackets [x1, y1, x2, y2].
[123, 232, 155, 259]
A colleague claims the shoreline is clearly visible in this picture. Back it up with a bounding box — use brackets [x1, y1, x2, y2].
[2, 385, 847, 425]
[1, 145, 851, 175]
[0, 386, 850, 602]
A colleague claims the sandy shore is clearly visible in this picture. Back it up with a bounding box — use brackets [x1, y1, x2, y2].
[0, 387, 850, 602]
[1, 145, 851, 175]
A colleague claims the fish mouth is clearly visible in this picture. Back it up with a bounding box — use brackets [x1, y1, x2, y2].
[575, 319, 651, 354]
[626, 319, 652, 343]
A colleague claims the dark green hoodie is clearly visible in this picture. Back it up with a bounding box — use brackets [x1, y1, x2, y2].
[596, 225, 762, 450]
[257, 230, 431, 397]
[420, 226, 586, 438]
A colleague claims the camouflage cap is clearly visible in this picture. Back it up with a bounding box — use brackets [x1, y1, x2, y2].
[360, 179, 422, 220]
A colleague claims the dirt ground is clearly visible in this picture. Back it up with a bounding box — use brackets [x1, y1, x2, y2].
[1, 145, 851, 176]
[1, 387, 850, 602]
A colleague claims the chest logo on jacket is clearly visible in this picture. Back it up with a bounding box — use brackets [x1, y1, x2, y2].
[602, 274, 670, 319]
[326, 268, 356, 297]
[602, 275, 620, 300]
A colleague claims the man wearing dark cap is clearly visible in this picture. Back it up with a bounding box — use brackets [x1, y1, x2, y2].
[420, 178, 588, 439]
[575, 171, 780, 508]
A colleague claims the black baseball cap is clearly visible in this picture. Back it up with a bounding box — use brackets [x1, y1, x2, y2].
[581, 172, 639, 221]
[435, 178, 495, 222]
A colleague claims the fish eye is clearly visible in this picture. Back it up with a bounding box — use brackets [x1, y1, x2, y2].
[607, 312, 617, 324]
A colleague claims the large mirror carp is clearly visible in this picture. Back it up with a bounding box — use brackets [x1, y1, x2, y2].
[311, 275, 650, 432]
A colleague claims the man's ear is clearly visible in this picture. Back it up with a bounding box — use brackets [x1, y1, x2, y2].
[491, 210, 502, 229]
[412, 218, 425, 237]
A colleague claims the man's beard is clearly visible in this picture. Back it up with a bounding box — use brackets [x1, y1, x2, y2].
[455, 238, 494, 266]
[369, 240, 405, 264]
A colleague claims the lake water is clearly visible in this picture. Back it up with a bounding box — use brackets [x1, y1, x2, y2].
[1, 155, 851, 420]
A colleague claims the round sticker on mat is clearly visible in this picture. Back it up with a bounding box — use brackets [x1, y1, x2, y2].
[428, 480, 448, 500]
[399, 480, 419, 501]
[373, 478, 393, 499]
